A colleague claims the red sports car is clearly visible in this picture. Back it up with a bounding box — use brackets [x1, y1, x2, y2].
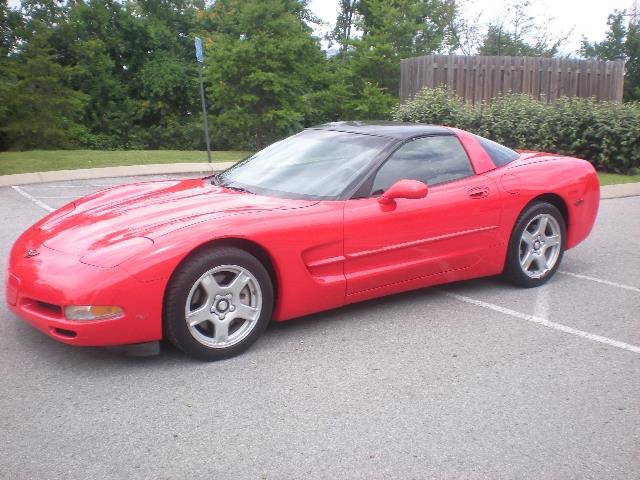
[6, 123, 599, 360]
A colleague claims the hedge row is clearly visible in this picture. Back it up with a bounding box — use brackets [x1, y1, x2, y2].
[392, 87, 640, 174]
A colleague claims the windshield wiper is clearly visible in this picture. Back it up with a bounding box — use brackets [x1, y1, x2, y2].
[210, 172, 222, 186]
[221, 184, 255, 194]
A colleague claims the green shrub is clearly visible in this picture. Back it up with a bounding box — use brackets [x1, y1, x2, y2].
[393, 87, 640, 173]
[590, 102, 640, 173]
[392, 86, 471, 128]
[472, 94, 553, 152]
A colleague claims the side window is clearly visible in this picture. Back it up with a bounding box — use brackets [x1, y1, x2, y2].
[370, 135, 474, 195]
[474, 134, 520, 167]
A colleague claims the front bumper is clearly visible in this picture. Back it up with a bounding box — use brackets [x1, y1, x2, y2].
[6, 245, 164, 347]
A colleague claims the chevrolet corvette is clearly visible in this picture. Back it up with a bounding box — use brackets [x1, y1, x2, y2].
[6, 122, 600, 359]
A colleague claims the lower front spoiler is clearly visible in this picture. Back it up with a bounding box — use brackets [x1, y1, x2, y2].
[106, 341, 161, 357]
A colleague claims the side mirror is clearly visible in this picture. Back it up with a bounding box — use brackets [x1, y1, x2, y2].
[378, 179, 428, 205]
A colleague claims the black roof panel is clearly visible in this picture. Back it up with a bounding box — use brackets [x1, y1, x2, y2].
[311, 121, 454, 140]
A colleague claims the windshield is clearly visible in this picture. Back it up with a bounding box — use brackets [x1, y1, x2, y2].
[217, 130, 389, 199]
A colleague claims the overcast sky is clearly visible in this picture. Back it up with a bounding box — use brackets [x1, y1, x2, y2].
[308, 0, 637, 55]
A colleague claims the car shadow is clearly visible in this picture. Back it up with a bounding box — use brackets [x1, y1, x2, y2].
[7, 314, 196, 368]
[264, 275, 512, 336]
[5, 275, 513, 368]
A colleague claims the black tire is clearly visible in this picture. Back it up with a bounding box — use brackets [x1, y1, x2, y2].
[502, 201, 566, 288]
[163, 247, 273, 360]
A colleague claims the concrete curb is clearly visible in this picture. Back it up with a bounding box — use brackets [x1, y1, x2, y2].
[600, 182, 640, 199]
[0, 162, 235, 187]
[0, 162, 639, 199]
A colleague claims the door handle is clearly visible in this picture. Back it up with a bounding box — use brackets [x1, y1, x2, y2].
[468, 187, 489, 199]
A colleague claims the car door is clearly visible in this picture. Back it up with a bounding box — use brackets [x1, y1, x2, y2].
[343, 134, 502, 295]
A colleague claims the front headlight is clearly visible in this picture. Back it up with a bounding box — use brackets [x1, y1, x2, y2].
[64, 305, 124, 321]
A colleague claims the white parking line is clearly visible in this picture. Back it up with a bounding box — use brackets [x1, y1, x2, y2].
[11, 186, 54, 212]
[35, 196, 79, 199]
[24, 183, 116, 188]
[533, 283, 551, 320]
[558, 270, 640, 293]
[444, 291, 640, 354]
[28, 185, 91, 188]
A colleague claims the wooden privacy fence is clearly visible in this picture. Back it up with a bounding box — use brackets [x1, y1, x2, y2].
[399, 55, 625, 104]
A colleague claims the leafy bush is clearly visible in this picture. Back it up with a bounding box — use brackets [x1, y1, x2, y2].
[392, 86, 470, 127]
[393, 87, 640, 173]
[471, 94, 553, 152]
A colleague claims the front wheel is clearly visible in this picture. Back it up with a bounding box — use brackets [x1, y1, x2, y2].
[163, 247, 273, 360]
[503, 202, 566, 288]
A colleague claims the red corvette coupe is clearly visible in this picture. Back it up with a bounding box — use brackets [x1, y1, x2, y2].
[6, 123, 599, 360]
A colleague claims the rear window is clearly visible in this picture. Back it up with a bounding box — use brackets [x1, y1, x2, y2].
[475, 135, 520, 167]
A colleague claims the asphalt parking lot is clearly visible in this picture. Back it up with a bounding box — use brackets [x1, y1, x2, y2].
[1, 175, 638, 480]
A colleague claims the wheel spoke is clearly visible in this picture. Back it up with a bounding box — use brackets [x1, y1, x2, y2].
[187, 306, 212, 327]
[521, 230, 535, 246]
[545, 234, 560, 247]
[521, 250, 534, 271]
[535, 216, 549, 236]
[228, 271, 252, 297]
[213, 320, 229, 344]
[537, 254, 550, 272]
[199, 273, 219, 299]
[234, 303, 259, 322]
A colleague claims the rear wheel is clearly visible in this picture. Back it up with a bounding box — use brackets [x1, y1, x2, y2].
[164, 247, 273, 360]
[503, 202, 566, 287]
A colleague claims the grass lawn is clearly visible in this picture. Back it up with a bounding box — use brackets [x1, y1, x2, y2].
[597, 171, 640, 186]
[0, 150, 250, 176]
[1, 150, 639, 187]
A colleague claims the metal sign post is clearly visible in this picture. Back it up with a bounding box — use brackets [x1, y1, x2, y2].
[195, 37, 212, 163]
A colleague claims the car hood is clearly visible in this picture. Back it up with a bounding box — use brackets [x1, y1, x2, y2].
[37, 178, 317, 256]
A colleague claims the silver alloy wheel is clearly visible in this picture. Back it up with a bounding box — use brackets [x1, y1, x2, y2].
[185, 265, 262, 349]
[518, 213, 562, 279]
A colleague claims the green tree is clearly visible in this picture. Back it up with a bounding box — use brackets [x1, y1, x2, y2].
[478, 1, 568, 57]
[627, 21, 640, 101]
[53, 0, 202, 148]
[19, 0, 67, 26]
[580, 10, 640, 102]
[200, 0, 325, 150]
[57, 0, 141, 148]
[580, 11, 627, 60]
[2, 0, 206, 151]
[350, 0, 457, 92]
[323, 0, 457, 120]
[307, 56, 396, 122]
[0, 28, 87, 149]
[0, 1, 24, 149]
[125, 0, 201, 148]
[479, 25, 557, 56]
[0, 0, 23, 57]
[329, 0, 360, 52]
